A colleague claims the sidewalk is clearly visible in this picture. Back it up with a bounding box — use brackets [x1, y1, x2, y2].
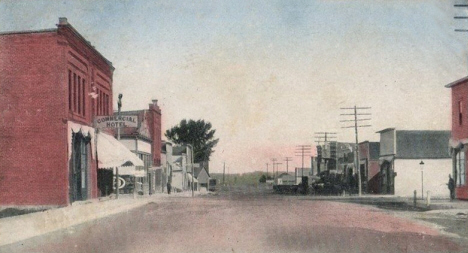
[0, 193, 177, 247]
[413, 198, 468, 215]
[296, 194, 468, 214]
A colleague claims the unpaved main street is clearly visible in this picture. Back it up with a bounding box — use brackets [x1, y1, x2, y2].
[0, 186, 464, 253]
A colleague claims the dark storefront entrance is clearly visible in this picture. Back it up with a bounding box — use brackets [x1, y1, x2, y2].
[69, 133, 90, 202]
[380, 161, 394, 194]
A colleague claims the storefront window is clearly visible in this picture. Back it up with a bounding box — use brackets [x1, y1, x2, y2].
[456, 150, 466, 186]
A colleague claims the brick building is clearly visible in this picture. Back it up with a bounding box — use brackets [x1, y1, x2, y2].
[0, 18, 125, 206]
[358, 141, 380, 194]
[446, 77, 468, 200]
[116, 100, 162, 194]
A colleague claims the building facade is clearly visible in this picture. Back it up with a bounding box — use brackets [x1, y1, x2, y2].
[446, 77, 468, 200]
[116, 100, 162, 194]
[359, 141, 380, 194]
[377, 128, 451, 197]
[0, 18, 114, 206]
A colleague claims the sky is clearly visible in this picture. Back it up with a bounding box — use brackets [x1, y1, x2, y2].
[1, 0, 468, 174]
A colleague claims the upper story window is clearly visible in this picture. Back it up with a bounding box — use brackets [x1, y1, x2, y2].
[68, 70, 87, 117]
[459, 101, 464, 126]
[95, 87, 110, 116]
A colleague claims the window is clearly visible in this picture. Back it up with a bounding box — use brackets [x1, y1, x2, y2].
[456, 150, 466, 186]
[105, 94, 109, 115]
[68, 70, 72, 111]
[77, 76, 81, 114]
[68, 70, 87, 117]
[82, 79, 86, 116]
[73, 73, 77, 112]
[95, 88, 100, 116]
[99, 90, 103, 115]
[459, 101, 463, 126]
[106, 94, 109, 115]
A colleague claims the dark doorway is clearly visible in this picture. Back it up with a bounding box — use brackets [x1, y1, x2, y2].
[69, 133, 90, 202]
[97, 169, 113, 196]
[360, 161, 367, 194]
[380, 161, 394, 195]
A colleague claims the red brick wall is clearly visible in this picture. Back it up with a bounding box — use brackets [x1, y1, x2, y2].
[0, 25, 113, 205]
[452, 83, 468, 140]
[359, 142, 381, 194]
[450, 83, 468, 200]
[148, 102, 162, 167]
[367, 161, 381, 194]
[0, 32, 70, 206]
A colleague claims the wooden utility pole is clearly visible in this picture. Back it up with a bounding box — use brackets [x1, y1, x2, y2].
[295, 145, 311, 179]
[271, 158, 277, 179]
[284, 157, 292, 174]
[223, 162, 226, 185]
[314, 132, 337, 145]
[314, 132, 337, 172]
[340, 106, 371, 196]
[273, 162, 282, 178]
[115, 93, 122, 199]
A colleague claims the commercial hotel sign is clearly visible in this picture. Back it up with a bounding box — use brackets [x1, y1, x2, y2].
[95, 115, 138, 129]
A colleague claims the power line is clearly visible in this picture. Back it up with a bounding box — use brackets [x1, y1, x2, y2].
[454, 3, 468, 32]
[295, 145, 312, 181]
[273, 162, 282, 179]
[284, 157, 293, 175]
[314, 132, 337, 145]
[271, 158, 277, 179]
[340, 106, 371, 196]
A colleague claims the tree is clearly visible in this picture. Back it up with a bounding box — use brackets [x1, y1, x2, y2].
[259, 174, 267, 183]
[165, 119, 219, 164]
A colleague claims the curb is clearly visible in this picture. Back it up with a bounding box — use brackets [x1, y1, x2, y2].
[0, 196, 158, 247]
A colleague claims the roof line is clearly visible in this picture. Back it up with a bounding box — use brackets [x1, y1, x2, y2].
[445, 76, 468, 88]
[376, 128, 396, 133]
[0, 28, 57, 36]
[57, 21, 114, 69]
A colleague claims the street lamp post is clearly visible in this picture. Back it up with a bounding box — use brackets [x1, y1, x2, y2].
[115, 93, 123, 199]
[420, 160, 424, 200]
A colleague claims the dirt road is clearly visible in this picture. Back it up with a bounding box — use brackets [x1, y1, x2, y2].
[0, 186, 463, 253]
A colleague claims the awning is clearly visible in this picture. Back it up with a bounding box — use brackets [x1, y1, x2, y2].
[97, 132, 144, 169]
[68, 121, 96, 160]
[449, 138, 468, 149]
[379, 155, 395, 165]
[113, 166, 146, 177]
[187, 173, 198, 183]
[149, 166, 162, 171]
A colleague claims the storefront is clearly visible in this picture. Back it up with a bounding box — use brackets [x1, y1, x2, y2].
[96, 131, 144, 196]
[449, 139, 468, 200]
[68, 122, 97, 202]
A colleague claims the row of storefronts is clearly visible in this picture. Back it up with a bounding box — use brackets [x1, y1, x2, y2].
[315, 129, 452, 198]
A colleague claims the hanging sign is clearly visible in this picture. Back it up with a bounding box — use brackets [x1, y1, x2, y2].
[95, 115, 138, 129]
[113, 176, 126, 189]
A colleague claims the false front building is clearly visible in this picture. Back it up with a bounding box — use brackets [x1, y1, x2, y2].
[377, 128, 451, 197]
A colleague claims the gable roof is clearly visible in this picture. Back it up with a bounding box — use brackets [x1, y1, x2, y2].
[193, 166, 210, 178]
